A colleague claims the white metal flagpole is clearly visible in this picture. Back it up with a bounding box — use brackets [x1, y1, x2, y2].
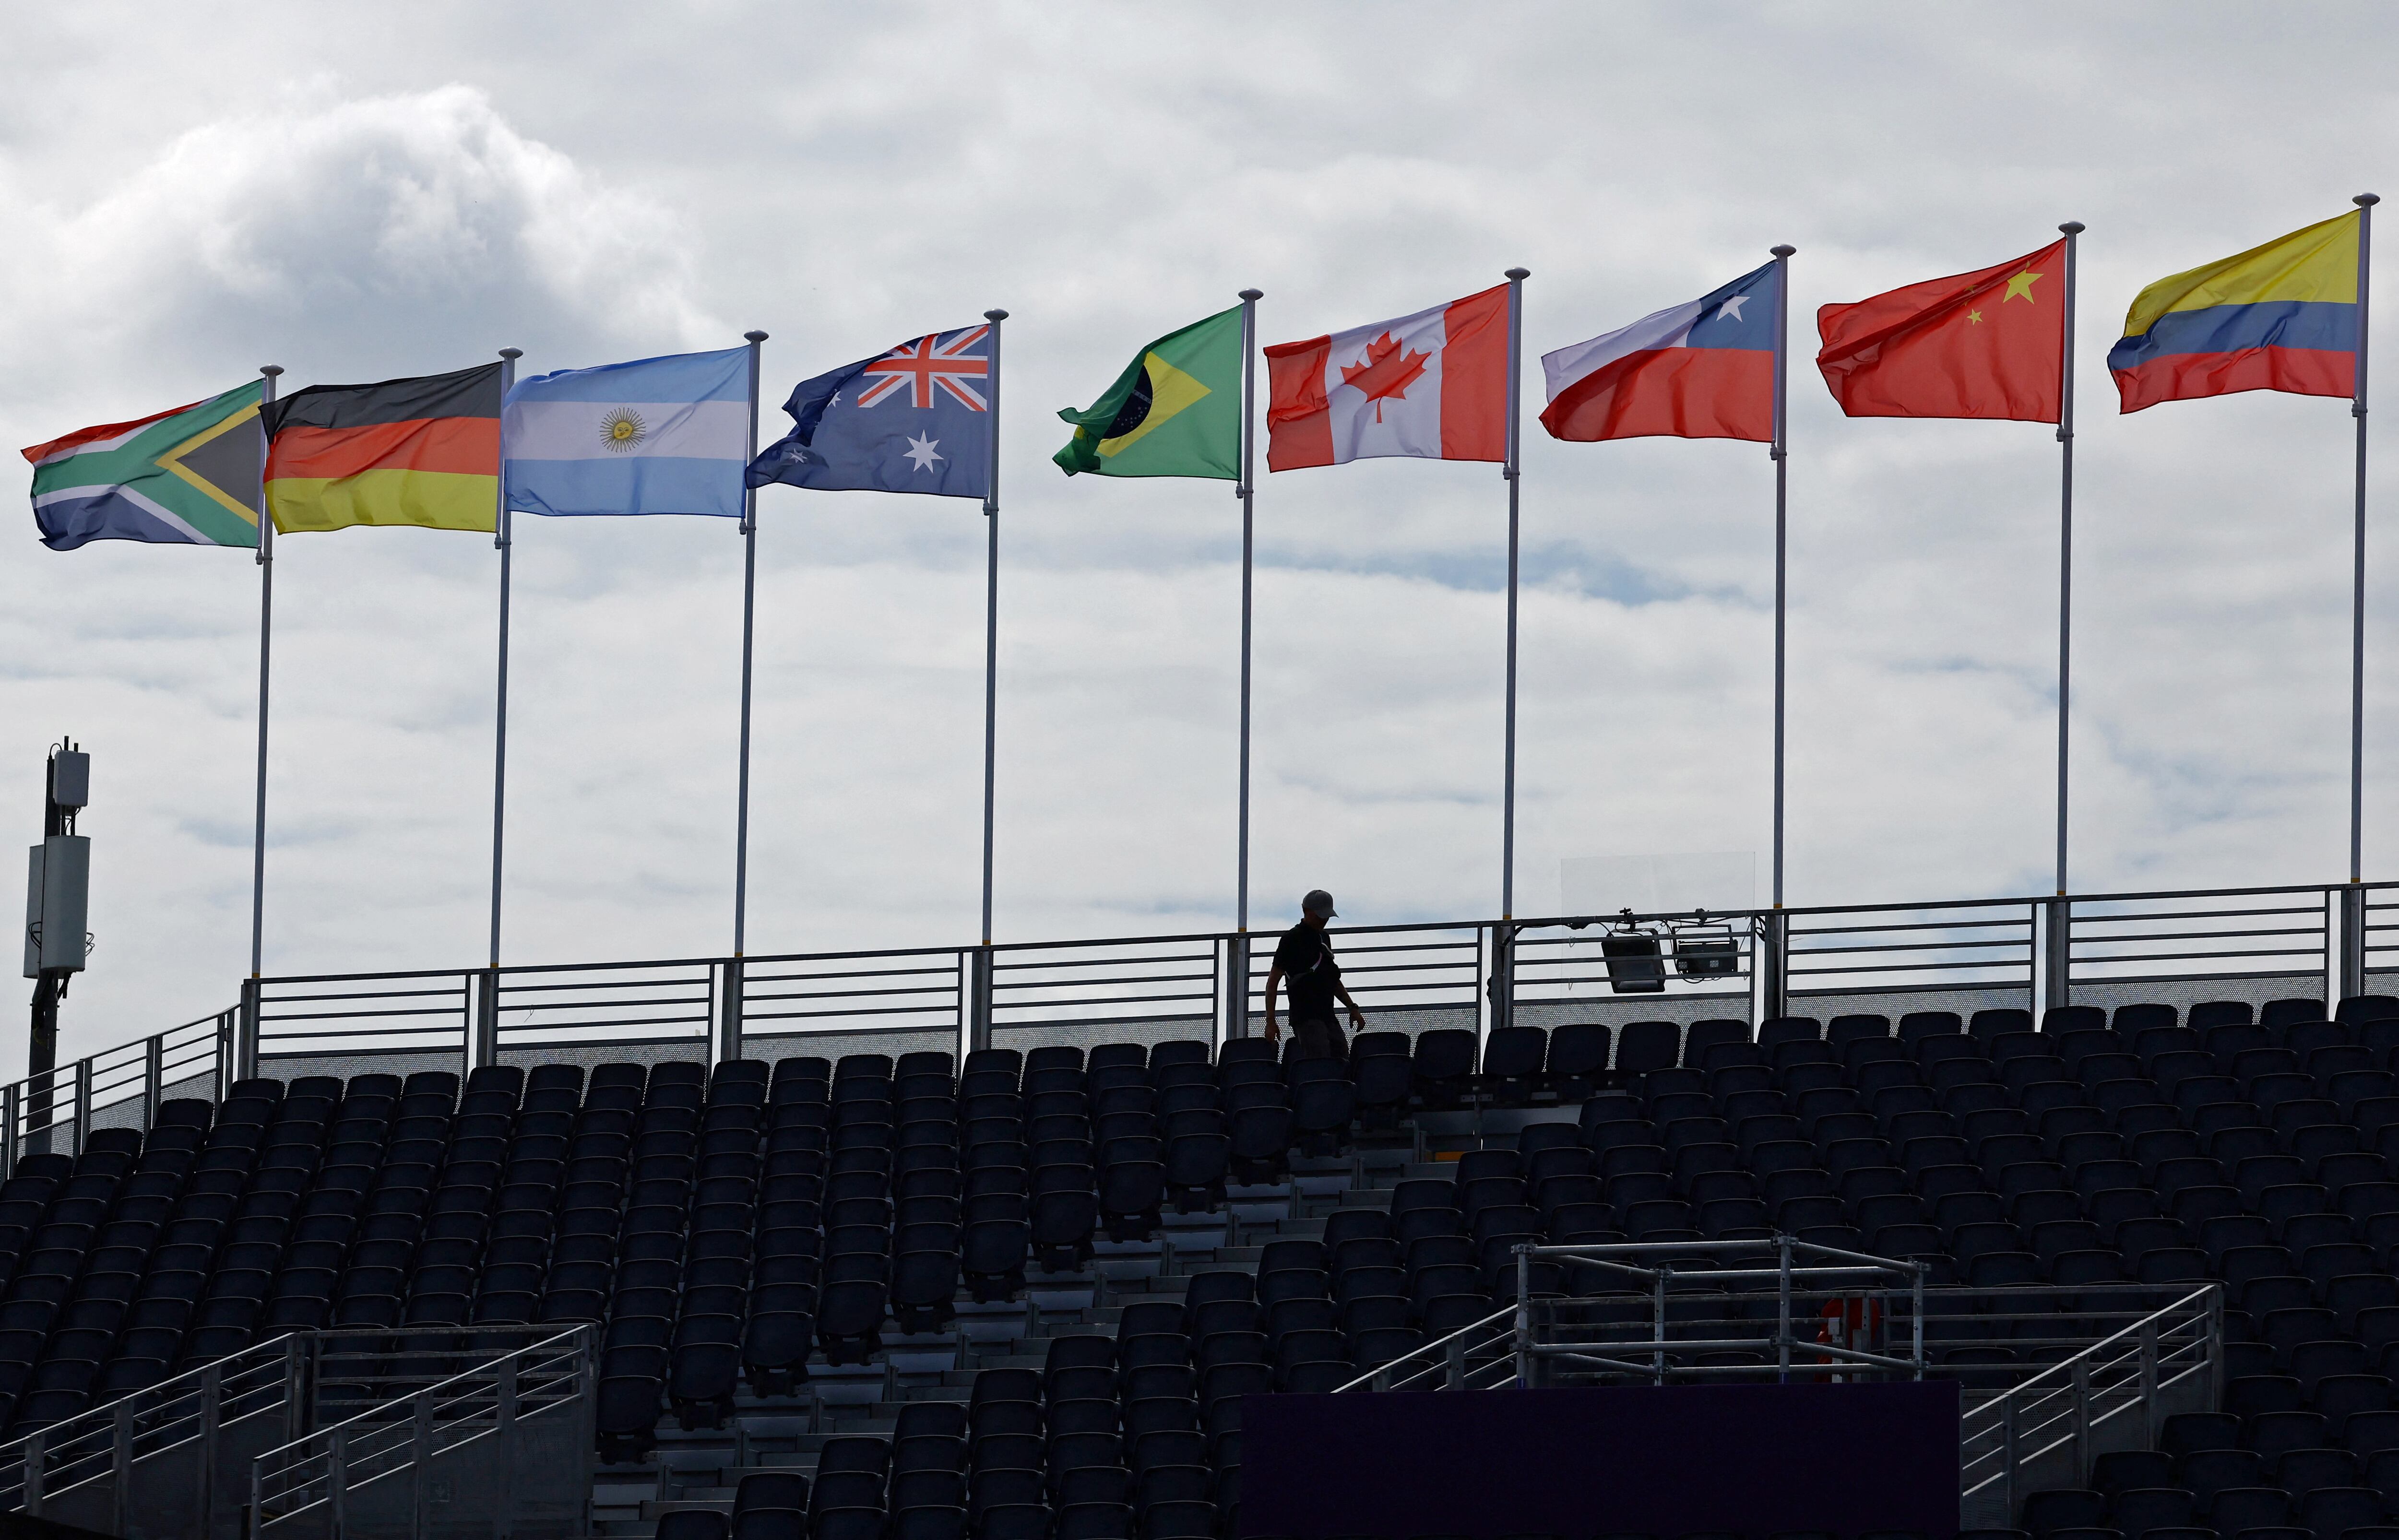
[1236, 290, 1260, 940]
[734, 331, 767, 958]
[2045, 223, 2084, 1016]
[980, 309, 1007, 949]
[249, 365, 282, 983]
[2055, 223, 2083, 904]
[2345, 193, 2377, 1000]
[2352, 194, 2377, 890]
[1232, 289, 1260, 1042]
[488, 348, 521, 973]
[1770, 245, 1795, 912]
[1761, 243, 1795, 1024]
[1501, 268, 1529, 924]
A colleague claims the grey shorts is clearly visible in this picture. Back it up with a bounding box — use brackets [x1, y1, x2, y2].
[1292, 1017, 1348, 1062]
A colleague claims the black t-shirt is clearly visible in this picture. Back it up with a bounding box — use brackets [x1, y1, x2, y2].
[1273, 921, 1341, 1021]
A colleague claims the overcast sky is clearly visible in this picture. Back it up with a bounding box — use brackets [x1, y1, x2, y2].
[3, 3, 2395, 1071]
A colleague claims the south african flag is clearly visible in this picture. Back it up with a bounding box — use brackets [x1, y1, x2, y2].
[22, 381, 266, 551]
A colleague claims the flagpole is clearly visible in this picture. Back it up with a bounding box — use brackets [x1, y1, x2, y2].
[248, 365, 282, 983]
[2347, 193, 2378, 999]
[1770, 245, 1794, 915]
[487, 348, 521, 975]
[1236, 290, 1260, 946]
[2353, 194, 2377, 888]
[1501, 268, 1530, 924]
[735, 331, 768, 959]
[2047, 223, 2085, 1013]
[1228, 291, 1262, 1042]
[981, 309, 1008, 949]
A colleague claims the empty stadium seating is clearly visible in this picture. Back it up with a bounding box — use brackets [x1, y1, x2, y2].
[3, 992, 2398, 1538]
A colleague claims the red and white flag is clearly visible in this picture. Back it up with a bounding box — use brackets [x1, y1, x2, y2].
[1264, 285, 1510, 471]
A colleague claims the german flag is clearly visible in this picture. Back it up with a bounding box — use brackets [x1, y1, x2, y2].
[261, 363, 501, 533]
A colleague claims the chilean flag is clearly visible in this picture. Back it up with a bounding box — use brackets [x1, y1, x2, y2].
[1264, 285, 1509, 471]
[1539, 262, 1781, 443]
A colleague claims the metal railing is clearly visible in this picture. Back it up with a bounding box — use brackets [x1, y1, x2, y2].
[249, 1324, 593, 1536]
[0, 1325, 588, 1539]
[11, 878, 2387, 1098]
[0, 1325, 294, 1532]
[2, 1004, 229, 1176]
[1508, 1237, 1929, 1385]
[1333, 1303, 1521, 1393]
[1959, 1284, 2221, 1528]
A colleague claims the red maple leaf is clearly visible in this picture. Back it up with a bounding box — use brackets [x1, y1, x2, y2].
[1339, 331, 1432, 422]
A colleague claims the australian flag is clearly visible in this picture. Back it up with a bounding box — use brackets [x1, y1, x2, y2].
[746, 323, 992, 500]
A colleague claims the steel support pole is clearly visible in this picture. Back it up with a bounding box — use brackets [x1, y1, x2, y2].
[1501, 267, 1529, 923]
[475, 968, 499, 1068]
[200, 1363, 221, 1537]
[237, 976, 260, 1084]
[2347, 194, 2378, 999]
[1514, 1245, 1532, 1388]
[735, 331, 768, 961]
[1652, 1268, 1667, 1384]
[330, 1425, 347, 1540]
[1912, 1262, 1925, 1381]
[2045, 898, 2072, 1019]
[1759, 911, 1789, 1023]
[2140, 1318, 2161, 1444]
[250, 364, 283, 990]
[412, 1391, 432, 1537]
[1778, 1236, 1792, 1382]
[1234, 288, 1260, 1038]
[1770, 246, 1795, 916]
[967, 948, 993, 1056]
[2002, 1397, 2019, 1518]
[720, 958, 745, 1066]
[1491, 924, 1514, 1039]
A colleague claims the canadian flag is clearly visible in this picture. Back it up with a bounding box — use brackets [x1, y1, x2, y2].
[1264, 285, 1510, 471]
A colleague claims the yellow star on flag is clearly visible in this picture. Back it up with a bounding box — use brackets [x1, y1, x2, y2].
[2004, 271, 2043, 303]
[1966, 309, 1983, 324]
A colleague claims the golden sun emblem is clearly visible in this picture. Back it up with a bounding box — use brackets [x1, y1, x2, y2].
[599, 407, 648, 452]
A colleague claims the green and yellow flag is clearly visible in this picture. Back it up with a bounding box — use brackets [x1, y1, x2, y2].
[1054, 306, 1243, 479]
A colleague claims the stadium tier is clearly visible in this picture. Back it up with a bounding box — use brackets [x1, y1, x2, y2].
[8, 995, 2399, 1537]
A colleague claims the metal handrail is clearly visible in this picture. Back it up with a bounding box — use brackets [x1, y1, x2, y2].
[1330, 1303, 1519, 1394]
[15, 875, 2390, 1096]
[1, 1004, 229, 1173]
[247, 1324, 589, 1531]
[232, 877, 2397, 985]
[1959, 1284, 2219, 1512]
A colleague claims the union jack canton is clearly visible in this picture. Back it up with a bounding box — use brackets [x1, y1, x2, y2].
[747, 322, 993, 499]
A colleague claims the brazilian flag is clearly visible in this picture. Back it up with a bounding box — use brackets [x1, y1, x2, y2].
[1054, 305, 1243, 479]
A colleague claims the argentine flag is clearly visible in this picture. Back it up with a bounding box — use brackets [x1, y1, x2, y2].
[504, 347, 749, 518]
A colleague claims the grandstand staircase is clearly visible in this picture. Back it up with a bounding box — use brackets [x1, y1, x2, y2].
[600, 1147, 1416, 1536]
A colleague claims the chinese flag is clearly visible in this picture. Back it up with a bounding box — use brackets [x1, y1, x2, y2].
[1815, 239, 2068, 422]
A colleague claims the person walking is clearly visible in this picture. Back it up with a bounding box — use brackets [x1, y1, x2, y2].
[1263, 888, 1366, 1060]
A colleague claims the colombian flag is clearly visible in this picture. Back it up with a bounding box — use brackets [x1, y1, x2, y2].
[261, 364, 502, 533]
[2108, 211, 2363, 414]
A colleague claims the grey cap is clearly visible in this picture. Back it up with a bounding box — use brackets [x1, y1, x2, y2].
[1302, 889, 1337, 917]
